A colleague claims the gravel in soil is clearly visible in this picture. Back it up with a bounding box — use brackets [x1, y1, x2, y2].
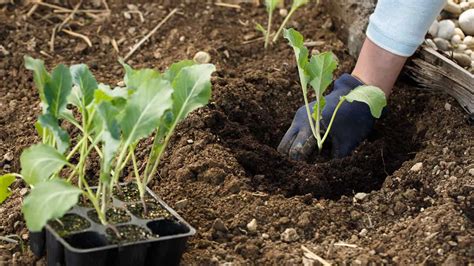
[0, 1, 473, 265]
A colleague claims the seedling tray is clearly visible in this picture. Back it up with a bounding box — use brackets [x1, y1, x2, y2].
[29, 184, 195, 266]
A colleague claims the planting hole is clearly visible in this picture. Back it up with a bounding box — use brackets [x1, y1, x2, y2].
[113, 183, 151, 202]
[48, 213, 91, 237]
[210, 81, 422, 199]
[147, 219, 190, 237]
[65, 231, 108, 249]
[87, 207, 131, 225]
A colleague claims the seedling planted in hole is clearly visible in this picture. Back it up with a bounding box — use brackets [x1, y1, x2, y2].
[284, 28, 387, 152]
[0, 56, 214, 233]
[256, 0, 309, 48]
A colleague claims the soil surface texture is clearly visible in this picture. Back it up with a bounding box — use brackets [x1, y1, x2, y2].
[0, 1, 473, 265]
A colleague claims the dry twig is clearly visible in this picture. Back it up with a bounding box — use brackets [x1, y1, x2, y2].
[26, 0, 41, 17]
[214, 2, 241, 9]
[333, 242, 358, 248]
[301, 245, 331, 266]
[123, 8, 178, 60]
[62, 29, 92, 47]
[58, 1, 82, 30]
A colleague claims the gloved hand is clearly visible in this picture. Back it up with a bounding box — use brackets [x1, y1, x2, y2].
[277, 73, 380, 160]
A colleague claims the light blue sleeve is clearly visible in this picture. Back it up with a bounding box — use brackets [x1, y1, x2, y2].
[366, 0, 446, 56]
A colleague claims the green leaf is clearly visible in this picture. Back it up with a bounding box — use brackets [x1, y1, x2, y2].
[44, 64, 72, 117]
[284, 28, 310, 91]
[343, 85, 387, 118]
[307, 51, 338, 97]
[163, 60, 195, 83]
[171, 64, 216, 123]
[20, 144, 68, 186]
[0, 174, 16, 204]
[120, 60, 161, 91]
[22, 179, 81, 232]
[255, 23, 267, 35]
[119, 78, 173, 145]
[265, 0, 280, 13]
[70, 64, 98, 107]
[311, 97, 326, 122]
[291, 0, 309, 9]
[38, 113, 70, 154]
[24, 56, 50, 104]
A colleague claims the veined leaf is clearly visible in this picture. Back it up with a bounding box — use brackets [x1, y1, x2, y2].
[171, 64, 216, 123]
[38, 113, 70, 154]
[283, 28, 310, 90]
[343, 85, 387, 118]
[311, 97, 326, 122]
[0, 174, 16, 204]
[24, 56, 50, 104]
[265, 0, 280, 13]
[119, 78, 173, 145]
[307, 52, 338, 98]
[20, 144, 68, 186]
[120, 60, 161, 91]
[44, 64, 72, 118]
[163, 60, 195, 82]
[70, 64, 98, 107]
[22, 179, 81, 232]
[292, 0, 309, 9]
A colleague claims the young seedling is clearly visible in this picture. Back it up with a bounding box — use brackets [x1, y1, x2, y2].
[283, 28, 387, 152]
[272, 0, 309, 43]
[256, 0, 281, 49]
[2, 56, 215, 233]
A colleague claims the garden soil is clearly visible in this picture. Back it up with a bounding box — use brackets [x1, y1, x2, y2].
[0, 1, 473, 265]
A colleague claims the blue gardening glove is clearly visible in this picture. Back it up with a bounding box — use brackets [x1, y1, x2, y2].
[278, 73, 378, 159]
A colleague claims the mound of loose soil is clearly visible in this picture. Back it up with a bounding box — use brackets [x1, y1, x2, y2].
[0, 1, 472, 265]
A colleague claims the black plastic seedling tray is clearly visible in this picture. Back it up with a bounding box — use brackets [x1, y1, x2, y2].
[29, 185, 195, 266]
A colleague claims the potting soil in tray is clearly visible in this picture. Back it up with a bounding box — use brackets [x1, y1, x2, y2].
[37, 184, 195, 266]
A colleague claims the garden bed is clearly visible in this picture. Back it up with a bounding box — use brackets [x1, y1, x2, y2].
[0, 1, 473, 265]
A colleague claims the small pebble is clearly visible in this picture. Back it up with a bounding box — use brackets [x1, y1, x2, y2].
[359, 228, 368, 237]
[3, 152, 13, 161]
[179, 36, 185, 42]
[279, 8, 288, 17]
[247, 218, 257, 232]
[451, 34, 462, 45]
[193, 51, 211, 64]
[262, 233, 270, 239]
[281, 228, 299, 242]
[425, 39, 438, 50]
[445, 102, 452, 111]
[434, 37, 451, 51]
[459, 9, 474, 35]
[444, 0, 462, 14]
[463, 36, 474, 47]
[187, 139, 194, 144]
[428, 20, 439, 36]
[437, 20, 456, 39]
[454, 27, 465, 39]
[453, 52, 471, 67]
[410, 162, 423, 172]
[20, 188, 28, 196]
[354, 192, 368, 201]
[468, 168, 474, 176]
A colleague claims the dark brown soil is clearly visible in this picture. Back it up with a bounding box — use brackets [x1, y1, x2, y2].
[48, 213, 91, 237]
[105, 225, 151, 245]
[87, 207, 132, 225]
[0, 1, 473, 265]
